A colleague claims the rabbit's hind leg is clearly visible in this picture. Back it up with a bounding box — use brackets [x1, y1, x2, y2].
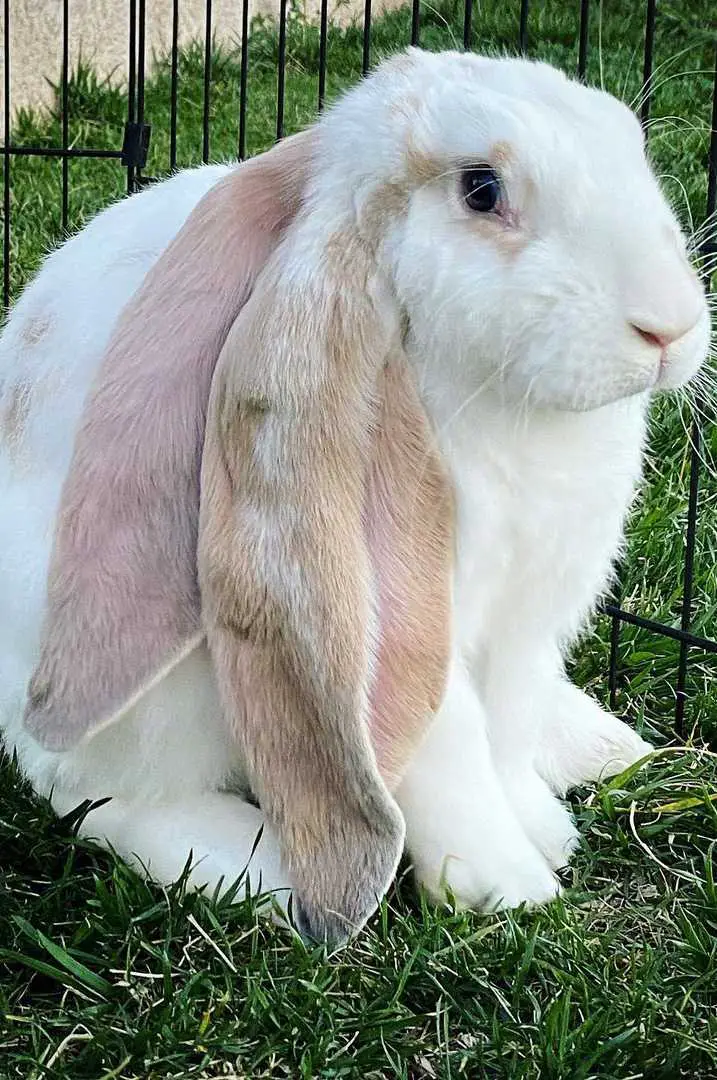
[51, 786, 290, 904]
[481, 636, 651, 796]
[535, 679, 653, 796]
[26, 644, 292, 908]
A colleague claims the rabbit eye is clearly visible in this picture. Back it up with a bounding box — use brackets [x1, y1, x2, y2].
[461, 166, 501, 213]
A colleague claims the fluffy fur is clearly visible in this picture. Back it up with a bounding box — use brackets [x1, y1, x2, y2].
[0, 48, 710, 942]
[24, 131, 315, 751]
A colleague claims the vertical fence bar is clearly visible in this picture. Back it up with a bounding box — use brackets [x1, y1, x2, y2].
[674, 427, 701, 736]
[463, 0, 473, 50]
[674, 45, 717, 736]
[127, 0, 137, 193]
[578, 0, 590, 81]
[128, 0, 136, 123]
[276, 0, 287, 140]
[318, 0, 328, 111]
[608, 612, 621, 710]
[137, 0, 146, 127]
[411, 0, 420, 46]
[707, 43, 717, 218]
[362, 0, 372, 76]
[203, 0, 212, 161]
[137, 0, 146, 181]
[519, 0, 529, 54]
[640, 0, 657, 126]
[61, 0, 69, 231]
[3, 0, 10, 310]
[239, 0, 250, 159]
[170, 0, 179, 171]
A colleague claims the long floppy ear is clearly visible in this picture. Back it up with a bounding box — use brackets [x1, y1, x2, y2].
[198, 189, 454, 941]
[365, 354, 453, 790]
[24, 131, 316, 750]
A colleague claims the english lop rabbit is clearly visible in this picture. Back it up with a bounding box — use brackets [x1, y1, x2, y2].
[0, 48, 710, 942]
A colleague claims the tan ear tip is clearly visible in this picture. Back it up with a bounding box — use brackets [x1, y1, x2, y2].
[291, 895, 368, 948]
[23, 674, 91, 752]
[24, 689, 64, 751]
[288, 797, 405, 946]
[23, 705, 79, 752]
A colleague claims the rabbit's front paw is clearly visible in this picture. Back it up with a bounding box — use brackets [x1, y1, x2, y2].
[409, 807, 560, 912]
[537, 682, 653, 795]
[501, 768, 580, 871]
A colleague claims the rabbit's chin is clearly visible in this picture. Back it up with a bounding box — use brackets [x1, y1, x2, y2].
[495, 362, 659, 414]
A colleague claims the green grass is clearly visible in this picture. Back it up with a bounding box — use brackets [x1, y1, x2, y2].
[2, 0, 717, 1076]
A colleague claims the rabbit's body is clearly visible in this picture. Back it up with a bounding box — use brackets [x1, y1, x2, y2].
[1, 164, 648, 910]
[1, 49, 709, 935]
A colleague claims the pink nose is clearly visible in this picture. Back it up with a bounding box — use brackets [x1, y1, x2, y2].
[631, 324, 679, 350]
[629, 304, 703, 349]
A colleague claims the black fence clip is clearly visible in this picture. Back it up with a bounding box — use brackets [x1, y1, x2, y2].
[121, 122, 152, 169]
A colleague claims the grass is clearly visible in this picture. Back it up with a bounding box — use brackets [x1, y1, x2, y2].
[1, 0, 717, 1076]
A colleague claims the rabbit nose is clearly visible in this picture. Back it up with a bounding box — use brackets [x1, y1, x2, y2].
[629, 315, 700, 351]
[630, 324, 671, 350]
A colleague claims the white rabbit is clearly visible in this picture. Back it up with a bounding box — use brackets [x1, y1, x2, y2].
[0, 48, 710, 941]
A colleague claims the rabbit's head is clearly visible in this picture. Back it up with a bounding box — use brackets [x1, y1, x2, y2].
[308, 47, 710, 412]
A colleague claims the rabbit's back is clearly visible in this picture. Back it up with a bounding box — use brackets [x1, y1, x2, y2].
[0, 163, 232, 768]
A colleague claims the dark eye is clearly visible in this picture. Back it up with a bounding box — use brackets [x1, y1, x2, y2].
[461, 166, 501, 213]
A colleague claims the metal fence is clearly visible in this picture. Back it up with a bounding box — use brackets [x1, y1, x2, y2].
[1, 0, 716, 737]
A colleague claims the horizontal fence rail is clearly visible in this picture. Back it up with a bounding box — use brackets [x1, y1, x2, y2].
[0, 0, 715, 737]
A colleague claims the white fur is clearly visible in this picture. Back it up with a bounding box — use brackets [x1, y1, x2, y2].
[0, 50, 710, 917]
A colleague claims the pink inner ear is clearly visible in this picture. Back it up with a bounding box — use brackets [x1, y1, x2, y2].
[366, 510, 437, 790]
[24, 133, 315, 751]
[363, 360, 453, 791]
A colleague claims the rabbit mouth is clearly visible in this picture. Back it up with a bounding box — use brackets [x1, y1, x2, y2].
[653, 312, 712, 393]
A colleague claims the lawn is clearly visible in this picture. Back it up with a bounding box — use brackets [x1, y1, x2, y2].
[1, 1, 717, 1077]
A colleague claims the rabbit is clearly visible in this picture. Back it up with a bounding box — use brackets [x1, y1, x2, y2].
[0, 47, 710, 943]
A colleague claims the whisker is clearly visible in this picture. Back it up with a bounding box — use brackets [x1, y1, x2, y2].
[644, 114, 710, 135]
[619, 42, 641, 104]
[656, 172, 695, 237]
[632, 67, 713, 115]
[688, 214, 717, 255]
[416, 1, 460, 50]
[672, 394, 712, 482]
[695, 247, 717, 265]
[673, 386, 717, 479]
[626, 44, 697, 110]
[597, 2, 605, 93]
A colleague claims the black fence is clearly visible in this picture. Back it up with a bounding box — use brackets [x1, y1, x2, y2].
[1, 1, 716, 737]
